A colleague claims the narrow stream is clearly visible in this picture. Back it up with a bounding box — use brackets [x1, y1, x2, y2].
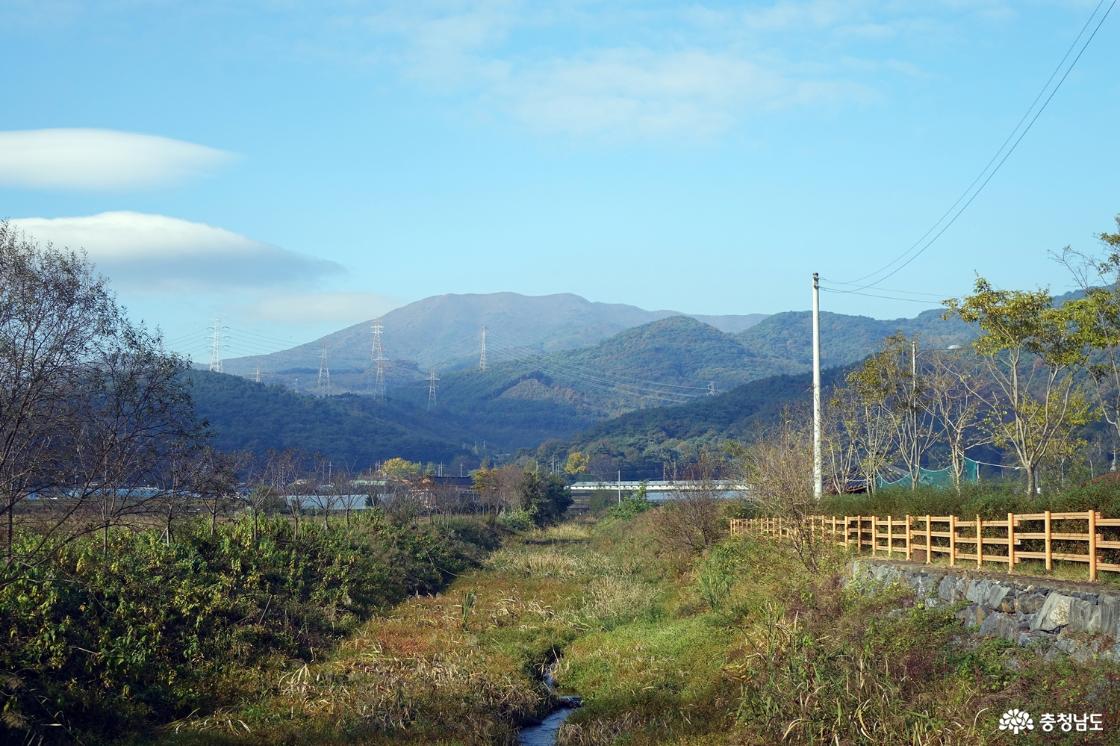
[516, 658, 581, 746]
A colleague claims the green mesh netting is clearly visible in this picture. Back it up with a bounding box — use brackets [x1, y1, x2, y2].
[876, 458, 981, 489]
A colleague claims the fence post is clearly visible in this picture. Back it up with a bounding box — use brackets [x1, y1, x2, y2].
[925, 514, 932, 565]
[1044, 510, 1052, 572]
[1007, 512, 1015, 574]
[871, 515, 877, 556]
[949, 515, 956, 568]
[905, 515, 912, 561]
[1088, 510, 1098, 582]
[887, 516, 893, 558]
[976, 515, 983, 569]
[844, 516, 850, 550]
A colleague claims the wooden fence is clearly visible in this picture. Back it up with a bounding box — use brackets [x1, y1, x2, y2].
[729, 511, 1120, 582]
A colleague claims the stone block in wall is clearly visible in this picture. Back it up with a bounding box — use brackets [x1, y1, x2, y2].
[1016, 592, 1046, 615]
[1068, 595, 1120, 638]
[938, 575, 960, 603]
[1030, 593, 1074, 632]
[978, 612, 1024, 642]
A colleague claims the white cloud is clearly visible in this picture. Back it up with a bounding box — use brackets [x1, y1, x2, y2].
[249, 292, 401, 324]
[0, 129, 233, 189]
[340, 3, 879, 139]
[9, 212, 342, 289]
[503, 49, 870, 138]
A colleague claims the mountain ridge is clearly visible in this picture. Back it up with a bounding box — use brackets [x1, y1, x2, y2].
[221, 292, 769, 378]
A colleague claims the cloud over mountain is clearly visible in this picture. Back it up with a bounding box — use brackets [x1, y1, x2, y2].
[10, 211, 342, 289]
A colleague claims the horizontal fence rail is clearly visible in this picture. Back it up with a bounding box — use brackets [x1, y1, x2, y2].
[729, 510, 1120, 582]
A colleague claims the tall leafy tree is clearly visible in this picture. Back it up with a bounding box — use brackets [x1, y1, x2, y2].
[944, 277, 1091, 494]
[1056, 216, 1120, 469]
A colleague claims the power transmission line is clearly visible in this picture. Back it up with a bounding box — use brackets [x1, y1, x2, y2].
[830, 0, 1116, 292]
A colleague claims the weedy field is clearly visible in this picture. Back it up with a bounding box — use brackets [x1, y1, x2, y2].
[167, 508, 1120, 745]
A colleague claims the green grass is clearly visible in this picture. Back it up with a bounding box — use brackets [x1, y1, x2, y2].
[164, 511, 1120, 745]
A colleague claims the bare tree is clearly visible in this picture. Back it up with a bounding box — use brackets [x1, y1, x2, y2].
[1, 223, 199, 578]
[840, 362, 894, 494]
[733, 413, 820, 570]
[246, 449, 299, 544]
[652, 449, 724, 556]
[194, 448, 244, 538]
[924, 351, 988, 493]
[306, 455, 341, 525]
[848, 334, 939, 490]
[823, 387, 863, 496]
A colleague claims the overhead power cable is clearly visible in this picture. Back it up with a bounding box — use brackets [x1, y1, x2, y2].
[829, 0, 1116, 292]
[819, 287, 951, 305]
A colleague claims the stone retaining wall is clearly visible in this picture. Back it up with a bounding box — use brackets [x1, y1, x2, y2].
[849, 560, 1120, 662]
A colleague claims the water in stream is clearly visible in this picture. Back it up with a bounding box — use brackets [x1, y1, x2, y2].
[516, 659, 581, 746]
[516, 698, 580, 746]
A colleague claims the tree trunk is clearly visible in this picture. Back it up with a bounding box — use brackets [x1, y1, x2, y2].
[6, 495, 12, 565]
[1024, 463, 1036, 496]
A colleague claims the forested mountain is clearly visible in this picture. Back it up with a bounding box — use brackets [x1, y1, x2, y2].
[385, 316, 801, 419]
[194, 291, 1017, 467]
[188, 369, 596, 469]
[195, 305, 985, 466]
[552, 367, 853, 475]
[737, 308, 976, 368]
[221, 292, 768, 378]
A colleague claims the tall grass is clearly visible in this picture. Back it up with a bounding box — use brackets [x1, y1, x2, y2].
[0, 513, 499, 744]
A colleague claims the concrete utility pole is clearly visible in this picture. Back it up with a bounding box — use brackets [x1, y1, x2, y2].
[479, 326, 488, 371]
[812, 272, 823, 499]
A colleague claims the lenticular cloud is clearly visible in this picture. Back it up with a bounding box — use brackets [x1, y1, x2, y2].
[0, 128, 232, 189]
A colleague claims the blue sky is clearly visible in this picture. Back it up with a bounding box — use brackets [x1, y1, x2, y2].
[2, 1, 1118, 362]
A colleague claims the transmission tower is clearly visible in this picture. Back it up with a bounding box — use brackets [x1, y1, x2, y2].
[707, 381, 717, 397]
[371, 320, 385, 401]
[317, 349, 331, 397]
[427, 368, 439, 410]
[479, 325, 488, 371]
[254, 366, 261, 383]
[208, 318, 224, 373]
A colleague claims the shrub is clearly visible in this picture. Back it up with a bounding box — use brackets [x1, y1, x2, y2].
[606, 485, 653, 520]
[0, 514, 499, 743]
[497, 508, 536, 532]
[651, 494, 724, 557]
